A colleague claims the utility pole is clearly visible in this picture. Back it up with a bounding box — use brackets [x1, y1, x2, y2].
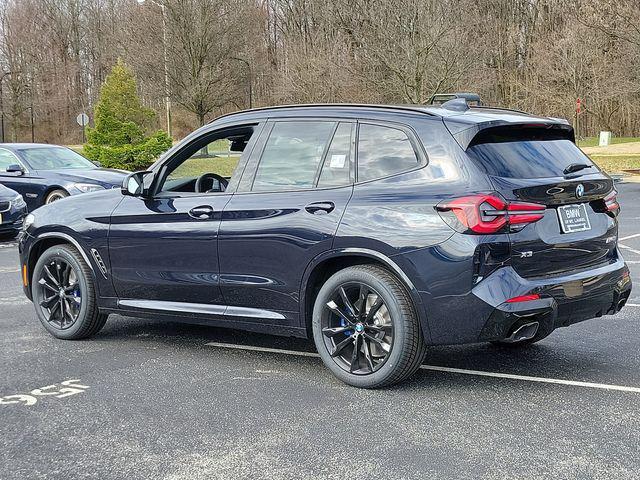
[0, 77, 4, 143]
[28, 105, 35, 142]
[0, 71, 22, 143]
[231, 57, 253, 109]
[136, 0, 172, 138]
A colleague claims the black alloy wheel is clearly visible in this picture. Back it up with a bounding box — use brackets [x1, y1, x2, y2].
[321, 282, 394, 375]
[37, 258, 82, 330]
[32, 244, 108, 340]
[312, 265, 426, 388]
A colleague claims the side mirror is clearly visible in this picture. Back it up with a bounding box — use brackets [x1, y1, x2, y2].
[92, 160, 102, 167]
[6, 164, 25, 175]
[122, 171, 153, 197]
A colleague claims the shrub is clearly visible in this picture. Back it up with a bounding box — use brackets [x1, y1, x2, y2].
[84, 60, 172, 170]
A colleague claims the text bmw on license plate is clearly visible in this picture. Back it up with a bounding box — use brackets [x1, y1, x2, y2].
[558, 203, 592, 233]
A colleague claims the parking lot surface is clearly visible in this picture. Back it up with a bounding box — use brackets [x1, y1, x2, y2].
[2, 182, 640, 479]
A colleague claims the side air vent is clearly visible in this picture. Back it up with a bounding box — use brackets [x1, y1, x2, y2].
[90, 248, 108, 279]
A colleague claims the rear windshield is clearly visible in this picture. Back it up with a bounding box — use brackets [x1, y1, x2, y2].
[467, 129, 597, 179]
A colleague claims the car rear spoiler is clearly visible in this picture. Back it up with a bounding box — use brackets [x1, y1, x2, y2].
[444, 118, 575, 151]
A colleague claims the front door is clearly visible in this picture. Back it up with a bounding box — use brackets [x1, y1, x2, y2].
[108, 124, 261, 309]
[218, 120, 355, 326]
[0, 148, 40, 210]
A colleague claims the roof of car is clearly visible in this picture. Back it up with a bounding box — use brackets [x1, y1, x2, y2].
[211, 103, 566, 127]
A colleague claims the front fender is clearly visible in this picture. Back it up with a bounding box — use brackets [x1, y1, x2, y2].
[20, 231, 104, 299]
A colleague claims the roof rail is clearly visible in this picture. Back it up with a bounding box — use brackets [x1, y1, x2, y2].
[208, 103, 437, 124]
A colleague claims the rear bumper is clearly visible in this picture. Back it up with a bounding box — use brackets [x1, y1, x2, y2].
[473, 257, 632, 342]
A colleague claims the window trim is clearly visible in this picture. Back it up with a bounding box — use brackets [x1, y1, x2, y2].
[0, 147, 29, 174]
[239, 118, 355, 195]
[354, 120, 428, 185]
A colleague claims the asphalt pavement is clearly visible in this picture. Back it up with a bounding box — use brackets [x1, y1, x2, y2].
[1, 182, 640, 479]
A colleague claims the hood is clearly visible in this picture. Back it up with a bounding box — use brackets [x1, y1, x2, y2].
[30, 187, 124, 227]
[39, 168, 129, 188]
[0, 183, 20, 200]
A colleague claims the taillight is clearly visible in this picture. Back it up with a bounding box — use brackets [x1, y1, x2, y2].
[591, 190, 619, 217]
[506, 294, 540, 303]
[604, 190, 620, 216]
[436, 193, 545, 234]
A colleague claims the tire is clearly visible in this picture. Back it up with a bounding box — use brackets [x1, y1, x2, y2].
[45, 189, 69, 204]
[32, 244, 108, 340]
[312, 265, 426, 388]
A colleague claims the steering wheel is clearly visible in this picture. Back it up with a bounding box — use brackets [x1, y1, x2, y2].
[195, 173, 229, 193]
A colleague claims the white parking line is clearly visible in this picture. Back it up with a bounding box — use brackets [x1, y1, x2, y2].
[620, 233, 640, 241]
[205, 342, 640, 394]
[0, 267, 20, 273]
[421, 366, 640, 393]
[627, 304, 640, 307]
[620, 244, 640, 255]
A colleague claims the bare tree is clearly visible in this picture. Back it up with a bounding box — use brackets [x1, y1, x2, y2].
[1, 0, 640, 141]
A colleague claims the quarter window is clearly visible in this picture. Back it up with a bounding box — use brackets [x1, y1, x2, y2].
[357, 124, 419, 182]
[252, 121, 335, 191]
[317, 123, 353, 188]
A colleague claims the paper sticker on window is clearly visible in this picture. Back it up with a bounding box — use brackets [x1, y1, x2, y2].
[329, 154, 346, 168]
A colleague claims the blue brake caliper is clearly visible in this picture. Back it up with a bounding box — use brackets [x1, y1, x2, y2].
[340, 318, 351, 336]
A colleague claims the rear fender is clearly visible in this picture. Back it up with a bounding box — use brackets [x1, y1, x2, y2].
[300, 248, 433, 344]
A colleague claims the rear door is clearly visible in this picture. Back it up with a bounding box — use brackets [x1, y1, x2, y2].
[465, 125, 618, 278]
[218, 119, 354, 326]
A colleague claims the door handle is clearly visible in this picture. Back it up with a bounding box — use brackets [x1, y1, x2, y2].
[305, 202, 335, 215]
[188, 205, 215, 220]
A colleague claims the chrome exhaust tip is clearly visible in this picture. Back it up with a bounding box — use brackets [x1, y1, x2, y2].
[503, 321, 539, 343]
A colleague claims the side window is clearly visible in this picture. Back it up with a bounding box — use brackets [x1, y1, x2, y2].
[166, 139, 238, 182]
[0, 150, 18, 171]
[317, 123, 353, 188]
[158, 127, 255, 194]
[357, 124, 419, 182]
[252, 121, 335, 191]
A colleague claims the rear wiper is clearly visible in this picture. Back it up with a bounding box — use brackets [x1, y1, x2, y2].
[563, 163, 593, 175]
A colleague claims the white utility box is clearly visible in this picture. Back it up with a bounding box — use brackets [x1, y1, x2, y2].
[599, 131, 612, 147]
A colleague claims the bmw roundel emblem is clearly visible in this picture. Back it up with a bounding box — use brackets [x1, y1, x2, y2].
[576, 184, 585, 198]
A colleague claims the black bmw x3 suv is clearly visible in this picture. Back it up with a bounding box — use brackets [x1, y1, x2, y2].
[18, 101, 632, 388]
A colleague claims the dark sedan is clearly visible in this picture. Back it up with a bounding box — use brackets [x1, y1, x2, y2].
[0, 143, 128, 210]
[0, 183, 27, 235]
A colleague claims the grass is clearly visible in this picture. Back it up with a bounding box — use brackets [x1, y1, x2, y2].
[577, 137, 640, 148]
[169, 155, 240, 178]
[590, 155, 640, 173]
[69, 139, 240, 176]
[577, 137, 640, 172]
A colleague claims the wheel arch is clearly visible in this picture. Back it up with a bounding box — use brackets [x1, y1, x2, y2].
[42, 186, 69, 206]
[26, 233, 96, 296]
[300, 249, 432, 343]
